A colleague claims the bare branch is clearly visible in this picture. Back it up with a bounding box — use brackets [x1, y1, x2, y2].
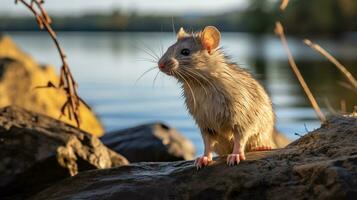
[33, 81, 57, 89]
[339, 81, 357, 94]
[16, 0, 88, 127]
[303, 39, 357, 91]
[275, 21, 326, 123]
[32, 0, 52, 24]
[280, 0, 290, 11]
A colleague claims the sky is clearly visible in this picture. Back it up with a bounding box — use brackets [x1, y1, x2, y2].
[2, 0, 248, 16]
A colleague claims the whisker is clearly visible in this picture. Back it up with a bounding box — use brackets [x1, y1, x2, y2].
[136, 58, 158, 63]
[142, 42, 160, 60]
[175, 71, 197, 111]
[171, 48, 177, 58]
[192, 35, 199, 46]
[180, 68, 208, 95]
[136, 40, 160, 61]
[160, 42, 164, 58]
[139, 47, 159, 61]
[135, 67, 157, 85]
[152, 70, 160, 88]
[133, 44, 159, 61]
[160, 72, 165, 88]
[160, 24, 164, 57]
[171, 16, 176, 39]
[183, 67, 215, 89]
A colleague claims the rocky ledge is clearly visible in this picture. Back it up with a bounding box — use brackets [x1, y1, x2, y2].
[33, 115, 357, 200]
[0, 106, 128, 199]
[0, 35, 104, 136]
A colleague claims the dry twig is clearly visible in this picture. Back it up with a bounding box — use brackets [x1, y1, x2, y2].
[15, 0, 89, 127]
[338, 81, 357, 94]
[280, 0, 290, 11]
[303, 39, 357, 92]
[340, 100, 347, 113]
[275, 21, 326, 122]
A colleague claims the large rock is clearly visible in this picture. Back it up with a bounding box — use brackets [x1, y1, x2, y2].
[32, 115, 356, 200]
[0, 106, 128, 200]
[101, 123, 196, 162]
[0, 35, 104, 136]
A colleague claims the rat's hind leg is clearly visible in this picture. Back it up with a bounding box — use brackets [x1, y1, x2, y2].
[194, 130, 214, 169]
[246, 130, 276, 152]
[227, 130, 248, 166]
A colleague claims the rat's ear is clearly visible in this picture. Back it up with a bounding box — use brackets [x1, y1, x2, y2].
[201, 26, 221, 54]
[177, 27, 187, 39]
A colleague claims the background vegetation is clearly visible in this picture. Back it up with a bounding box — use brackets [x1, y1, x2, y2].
[1, 0, 357, 36]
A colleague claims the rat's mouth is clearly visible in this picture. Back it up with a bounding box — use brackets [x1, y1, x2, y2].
[159, 65, 177, 76]
[158, 59, 178, 76]
[159, 68, 173, 76]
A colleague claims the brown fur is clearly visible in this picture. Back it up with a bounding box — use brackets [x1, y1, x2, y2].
[158, 28, 289, 158]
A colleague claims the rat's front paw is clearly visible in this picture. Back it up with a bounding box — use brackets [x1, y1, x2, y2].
[226, 153, 246, 166]
[194, 156, 212, 170]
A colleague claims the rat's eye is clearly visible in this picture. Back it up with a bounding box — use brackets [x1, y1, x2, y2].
[181, 48, 190, 56]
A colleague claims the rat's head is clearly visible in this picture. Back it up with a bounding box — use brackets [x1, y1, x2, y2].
[158, 26, 222, 78]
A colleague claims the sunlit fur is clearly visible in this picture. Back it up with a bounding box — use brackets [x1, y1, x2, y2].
[158, 32, 288, 156]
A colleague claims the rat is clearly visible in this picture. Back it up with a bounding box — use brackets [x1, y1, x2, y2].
[157, 26, 289, 169]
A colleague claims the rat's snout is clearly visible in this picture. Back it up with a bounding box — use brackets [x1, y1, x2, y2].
[159, 63, 165, 69]
[158, 58, 178, 75]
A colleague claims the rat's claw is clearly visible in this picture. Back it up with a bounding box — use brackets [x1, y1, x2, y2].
[226, 154, 240, 166]
[194, 156, 212, 170]
[226, 153, 246, 166]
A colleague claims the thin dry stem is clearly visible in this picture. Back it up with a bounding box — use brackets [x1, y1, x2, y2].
[340, 100, 347, 113]
[280, 0, 290, 11]
[303, 39, 357, 91]
[16, 0, 88, 127]
[339, 81, 357, 94]
[323, 98, 337, 114]
[275, 21, 326, 122]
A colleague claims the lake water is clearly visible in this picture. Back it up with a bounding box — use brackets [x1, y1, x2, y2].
[6, 32, 357, 155]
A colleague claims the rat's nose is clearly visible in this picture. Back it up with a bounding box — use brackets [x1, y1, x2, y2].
[159, 63, 165, 69]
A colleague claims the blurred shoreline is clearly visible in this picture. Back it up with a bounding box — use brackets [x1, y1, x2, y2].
[2, 0, 357, 37]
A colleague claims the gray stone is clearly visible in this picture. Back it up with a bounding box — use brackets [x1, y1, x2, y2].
[32, 115, 357, 200]
[0, 106, 128, 199]
[101, 123, 196, 162]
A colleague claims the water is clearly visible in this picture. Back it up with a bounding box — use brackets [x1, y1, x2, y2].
[6, 32, 357, 155]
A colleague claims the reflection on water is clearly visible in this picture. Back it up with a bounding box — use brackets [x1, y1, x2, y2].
[7, 32, 357, 155]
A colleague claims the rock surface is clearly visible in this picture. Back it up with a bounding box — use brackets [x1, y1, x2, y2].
[0, 106, 128, 200]
[0, 35, 104, 136]
[101, 123, 196, 162]
[32, 115, 357, 200]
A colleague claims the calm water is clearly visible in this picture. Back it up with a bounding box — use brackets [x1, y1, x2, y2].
[7, 32, 357, 155]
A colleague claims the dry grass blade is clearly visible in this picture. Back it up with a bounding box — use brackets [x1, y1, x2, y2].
[275, 21, 326, 123]
[338, 81, 357, 94]
[16, 0, 87, 127]
[323, 98, 337, 114]
[340, 100, 347, 113]
[303, 39, 357, 92]
[280, 0, 290, 11]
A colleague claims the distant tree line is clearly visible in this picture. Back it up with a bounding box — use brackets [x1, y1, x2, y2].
[1, 0, 356, 36]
